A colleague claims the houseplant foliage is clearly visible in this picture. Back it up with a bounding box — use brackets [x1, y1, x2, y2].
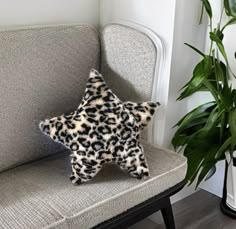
[172, 0, 236, 188]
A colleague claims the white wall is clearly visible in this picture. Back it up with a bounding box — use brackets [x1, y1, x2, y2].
[0, 0, 99, 27]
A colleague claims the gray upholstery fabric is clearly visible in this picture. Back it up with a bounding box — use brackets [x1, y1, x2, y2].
[101, 24, 157, 102]
[0, 25, 100, 172]
[0, 140, 187, 229]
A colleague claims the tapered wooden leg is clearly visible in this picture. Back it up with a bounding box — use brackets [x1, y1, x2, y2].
[161, 198, 176, 229]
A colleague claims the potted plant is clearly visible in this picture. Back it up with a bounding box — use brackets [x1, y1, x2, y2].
[172, 0, 236, 217]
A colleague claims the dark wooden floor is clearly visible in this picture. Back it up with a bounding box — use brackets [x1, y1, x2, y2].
[129, 190, 236, 229]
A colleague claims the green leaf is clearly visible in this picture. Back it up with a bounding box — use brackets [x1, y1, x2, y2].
[173, 102, 215, 129]
[225, 0, 236, 16]
[221, 83, 233, 108]
[214, 59, 227, 85]
[220, 113, 227, 143]
[196, 141, 222, 187]
[196, 157, 218, 187]
[215, 137, 232, 159]
[184, 146, 205, 184]
[201, 106, 222, 133]
[222, 17, 236, 31]
[216, 29, 224, 41]
[172, 103, 216, 150]
[178, 57, 212, 100]
[183, 128, 220, 185]
[230, 0, 236, 15]
[184, 43, 205, 57]
[174, 104, 213, 127]
[202, 80, 220, 104]
[210, 32, 228, 61]
[224, 0, 232, 16]
[204, 79, 233, 110]
[205, 165, 216, 181]
[202, 0, 213, 18]
[172, 118, 209, 150]
[184, 125, 221, 183]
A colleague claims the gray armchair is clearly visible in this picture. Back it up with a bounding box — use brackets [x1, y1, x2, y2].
[0, 23, 187, 229]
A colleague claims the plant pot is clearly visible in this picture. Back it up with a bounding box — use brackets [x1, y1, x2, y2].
[221, 152, 236, 218]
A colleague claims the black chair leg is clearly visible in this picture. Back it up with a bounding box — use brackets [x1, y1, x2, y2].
[161, 198, 176, 229]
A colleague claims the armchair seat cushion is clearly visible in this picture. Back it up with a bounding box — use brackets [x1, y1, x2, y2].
[0, 140, 187, 229]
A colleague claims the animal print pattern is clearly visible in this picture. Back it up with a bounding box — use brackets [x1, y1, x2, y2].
[40, 69, 159, 184]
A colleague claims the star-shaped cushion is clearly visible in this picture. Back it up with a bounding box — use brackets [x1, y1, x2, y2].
[40, 69, 159, 184]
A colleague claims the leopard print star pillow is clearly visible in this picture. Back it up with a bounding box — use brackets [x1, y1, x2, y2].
[40, 69, 159, 184]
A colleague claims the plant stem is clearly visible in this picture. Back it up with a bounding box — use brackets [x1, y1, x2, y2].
[199, 2, 204, 25]
[209, 19, 214, 55]
[210, 17, 213, 32]
[209, 40, 213, 56]
[219, 4, 224, 29]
